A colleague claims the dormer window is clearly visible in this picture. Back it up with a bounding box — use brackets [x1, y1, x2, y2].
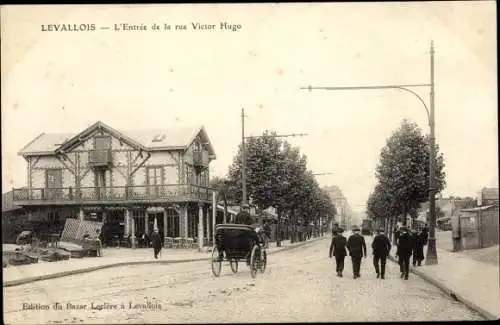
[152, 133, 166, 142]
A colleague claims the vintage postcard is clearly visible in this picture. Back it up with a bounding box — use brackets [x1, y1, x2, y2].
[2, 2, 498, 324]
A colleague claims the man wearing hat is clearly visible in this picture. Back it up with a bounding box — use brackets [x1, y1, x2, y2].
[347, 226, 367, 279]
[234, 204, 263, 265]
[371, 228, 391, 279]
[150, 228, 163, 259]
[396, 226, 414, 280]
[234, 204, 254, 225]
[329, 228, 347, 277]
[332, 222, 339, 237]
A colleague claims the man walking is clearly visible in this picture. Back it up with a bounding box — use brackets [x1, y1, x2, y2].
[151, 228, 163, 259]
[371, 228, 391, 279]
[329, 228, 347, 277]
[396, 226, 414, 280]
[347, 227, 367, 279]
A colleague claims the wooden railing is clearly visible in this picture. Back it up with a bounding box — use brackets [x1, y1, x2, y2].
[12, 184, 214, 203]
[192, 150, 208, 167]
[88, 149, 112, 166]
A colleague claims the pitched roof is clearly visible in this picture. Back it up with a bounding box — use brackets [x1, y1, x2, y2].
[18, 132, 75, 155]
[18, 121, 216, 157]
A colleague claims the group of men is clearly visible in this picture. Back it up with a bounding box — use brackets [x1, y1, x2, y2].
[394, 225, 429, 278]
[329, 223, 428, 280]
[328, 226, 368, 278]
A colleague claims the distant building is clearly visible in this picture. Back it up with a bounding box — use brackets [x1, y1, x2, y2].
[323, 185, 352, 228]
[417, 197, 477, 229]
[477, 187, 499, 207]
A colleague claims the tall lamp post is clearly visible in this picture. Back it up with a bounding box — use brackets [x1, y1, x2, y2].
[301, 41, 438, 265]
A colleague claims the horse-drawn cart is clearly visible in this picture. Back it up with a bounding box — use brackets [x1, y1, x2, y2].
[211, 224, 267, 279]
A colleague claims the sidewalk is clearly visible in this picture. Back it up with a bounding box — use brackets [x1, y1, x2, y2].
[3, 236, 324, 287]
[386, 241, 500, 320]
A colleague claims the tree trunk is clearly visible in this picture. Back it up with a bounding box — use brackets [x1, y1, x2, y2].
[388, 216, 392, 242]
[276, 212, 281, 247]
[223, 195, 228, 224]
[402, 203, 407, 226]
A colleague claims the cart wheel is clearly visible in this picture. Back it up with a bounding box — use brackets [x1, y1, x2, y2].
[259, 249, 267, 273]
[211, 246, 222, 277]
[250, 245, 259, 279]
[230, 260, 238, 273]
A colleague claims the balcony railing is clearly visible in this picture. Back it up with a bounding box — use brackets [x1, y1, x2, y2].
[12, 184, 214, 203]
[192, 150, 208, 168]
[88, 149, 112, 167]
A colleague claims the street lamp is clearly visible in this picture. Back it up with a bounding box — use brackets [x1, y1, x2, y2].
[301, 41, 438, 265]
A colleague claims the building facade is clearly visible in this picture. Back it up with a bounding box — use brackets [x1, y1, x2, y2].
[323, 185, 352, 228]
[11, 121, 217, 247]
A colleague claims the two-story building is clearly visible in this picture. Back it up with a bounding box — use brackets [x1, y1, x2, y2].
[11, 121, 216, 247]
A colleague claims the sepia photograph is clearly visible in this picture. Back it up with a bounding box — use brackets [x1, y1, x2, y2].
[1, 2, 498, 324]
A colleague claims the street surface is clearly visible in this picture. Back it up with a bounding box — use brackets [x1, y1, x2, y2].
[4, 236, 483, 324]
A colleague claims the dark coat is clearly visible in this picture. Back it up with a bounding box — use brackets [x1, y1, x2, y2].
[421, 229, 429, 245]
[371, 233, 391, 257]
[151, 232, 162, 249]
[396, 232, 414, 257]
[394, 228, 400, 245]
[347, 233, 367, 257]
[234, 211, 253, 225]
[329, 234, 347, 258]
[413, 232, 426, 260]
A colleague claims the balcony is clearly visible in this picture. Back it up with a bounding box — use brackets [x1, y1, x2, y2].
[12, 184, 214, 205]
[88, 149, 112, 168]
[192, 150, 208, 168]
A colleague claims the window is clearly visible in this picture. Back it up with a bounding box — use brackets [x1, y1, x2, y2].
[152, 134, 166, 142]
[94, 136, 111, 150]
[147, 167, 163, 186]
[46, 169, 62, 188]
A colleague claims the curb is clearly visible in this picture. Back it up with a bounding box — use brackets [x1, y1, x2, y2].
[4, 236, 327, 288]
[387, 255, 498, 320]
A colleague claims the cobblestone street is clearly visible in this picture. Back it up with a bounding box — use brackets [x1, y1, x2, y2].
[4, 237, 483, 324]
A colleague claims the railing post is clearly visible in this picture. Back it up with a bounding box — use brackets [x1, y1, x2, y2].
[69, 187, 73, 200]
[41, 188, 45, 200]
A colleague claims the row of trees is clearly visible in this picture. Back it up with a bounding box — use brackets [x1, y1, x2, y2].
[210, 131, 337, 244]
[366, 120, 446, 238]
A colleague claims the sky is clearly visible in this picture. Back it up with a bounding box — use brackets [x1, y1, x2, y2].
[1, 2, 497, 215]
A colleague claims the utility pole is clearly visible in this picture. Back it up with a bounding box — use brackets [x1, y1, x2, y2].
[426, 41, 438, 265]
[240, 108, 308, 246]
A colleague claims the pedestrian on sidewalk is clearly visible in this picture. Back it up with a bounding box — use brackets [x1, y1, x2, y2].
[396, 226, 414, 280]
[347, 227, 367, 279]
[393, 225, 400, 246]
[89, 229, 103, 257]
[412, 228, 426, 266]
[329, 228, 347, 277]
[332, 222, 339, 236]
[151, 228, 162, 259]
[371, 228, 391, 279]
